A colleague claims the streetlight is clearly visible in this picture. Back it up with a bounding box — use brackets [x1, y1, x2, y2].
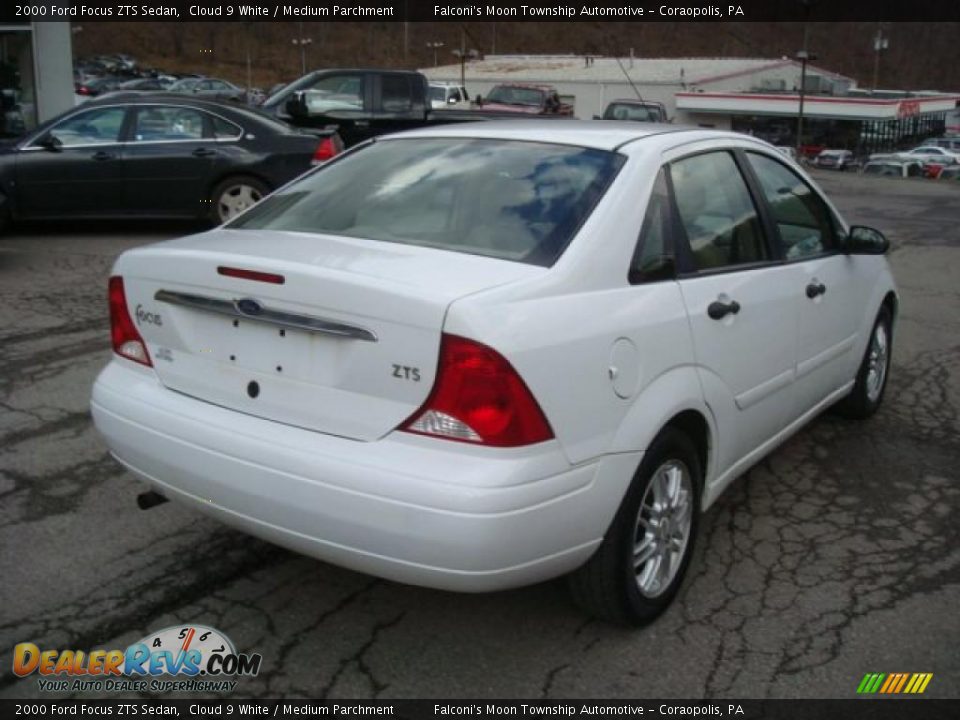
[425, 41, 444, 67]
[451, 48, 479, 90]
[795, 49, 817, 156]
[292, 22, 313, 75]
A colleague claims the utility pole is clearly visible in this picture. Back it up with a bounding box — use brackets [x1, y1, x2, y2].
[795, 49, 816, 156]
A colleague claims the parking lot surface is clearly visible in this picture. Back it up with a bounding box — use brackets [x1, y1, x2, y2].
[1, 172, 958, 699]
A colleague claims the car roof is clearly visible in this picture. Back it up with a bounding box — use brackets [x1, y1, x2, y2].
[381, 120, 739, 152]
[86, 93, 240, 108]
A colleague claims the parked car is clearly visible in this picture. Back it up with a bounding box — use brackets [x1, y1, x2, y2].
[119, 77, 173, 91]
[169, 77, 247, 103]
[477, 83, 574, 115]
[261, 69, 569, 147]
[596, 99, 668, 123]
[813, 149, 855, 171]
[0, 95, 342, 227]
[871, 145, 960, 165]
[428, 82, 469, 109]
[861, 160, 924, 178]
[91, 124, 897, 624]
[75, 75, 124, 100]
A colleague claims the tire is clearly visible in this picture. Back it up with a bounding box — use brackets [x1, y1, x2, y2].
[568, 427, 702, 625]
[209, 175, 270, 224]
[834, 306, 893, 419]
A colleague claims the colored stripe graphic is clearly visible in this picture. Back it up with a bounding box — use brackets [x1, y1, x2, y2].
[857, 672, 933, 694]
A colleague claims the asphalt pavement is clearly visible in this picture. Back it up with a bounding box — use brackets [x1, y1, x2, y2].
[1, 172, 958, 700]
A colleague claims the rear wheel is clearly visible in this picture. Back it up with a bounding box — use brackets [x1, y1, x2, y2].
[210, 175, 269, 224]
[835, 306, 892, 419]
[568, 427, 702, 625]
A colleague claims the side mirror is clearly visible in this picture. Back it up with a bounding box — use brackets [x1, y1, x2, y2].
[447, 96, 457, 105]
[844, 226, 889, 255]
[593, 114, 602, 120]
[474, 94, 483, 107]
[35, 134, 62, 152]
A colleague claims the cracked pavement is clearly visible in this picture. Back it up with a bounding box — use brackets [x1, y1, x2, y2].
[1, 173, 958, 700]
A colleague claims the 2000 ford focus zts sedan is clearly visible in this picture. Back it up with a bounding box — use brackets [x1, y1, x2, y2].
[92, 122, 897, 624]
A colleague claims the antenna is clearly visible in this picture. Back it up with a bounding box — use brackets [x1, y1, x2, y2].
[614, 56, 644, 102]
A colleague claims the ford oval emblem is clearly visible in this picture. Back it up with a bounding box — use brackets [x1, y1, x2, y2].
[235, 298, 264, 316]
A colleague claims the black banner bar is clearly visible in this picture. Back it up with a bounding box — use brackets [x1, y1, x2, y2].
[4, 0, 960, 23]
[1, 699, 959, 719]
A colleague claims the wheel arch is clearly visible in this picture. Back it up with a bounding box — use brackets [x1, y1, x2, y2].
[609, 365, 715, 490]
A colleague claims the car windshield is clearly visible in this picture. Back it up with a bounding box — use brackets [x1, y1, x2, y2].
[485, 86, 545, 107]
[229, 138, 624, 267]
[604, 103, 659, 121]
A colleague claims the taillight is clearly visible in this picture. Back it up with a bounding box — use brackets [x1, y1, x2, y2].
[311, 136, 339, 165]
[77, 86, 92, 96]
[401, 334, 553, 447]
[108, 276, 152, 367]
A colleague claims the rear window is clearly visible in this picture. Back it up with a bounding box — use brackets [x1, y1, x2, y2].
[229, 138, 624, 267]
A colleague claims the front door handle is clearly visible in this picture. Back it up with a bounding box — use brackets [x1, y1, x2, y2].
[91, 150, 114, 161]
[192, 148, 216, 157]
[707, 299, 741, 320]
[806, 282, 827, 299]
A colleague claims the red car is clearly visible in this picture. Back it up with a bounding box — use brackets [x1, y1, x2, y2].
[477, 84, 573, 115]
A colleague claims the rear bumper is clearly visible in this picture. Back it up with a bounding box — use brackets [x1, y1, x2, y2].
[91, 360, 639, 591]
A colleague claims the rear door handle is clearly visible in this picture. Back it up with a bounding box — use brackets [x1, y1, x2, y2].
[707, 299, 741, 320]
[91, 151, 114, 161]
[806, 282, 827, 299]
[192, 148, 216, 157]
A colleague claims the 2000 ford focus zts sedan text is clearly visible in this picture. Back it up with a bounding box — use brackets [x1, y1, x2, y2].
[92, 122, 897, 624]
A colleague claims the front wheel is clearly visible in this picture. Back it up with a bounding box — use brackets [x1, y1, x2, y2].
[567, 427, 702, 625]
[835, 306, 893, 419]
[210, 176, 270, 224]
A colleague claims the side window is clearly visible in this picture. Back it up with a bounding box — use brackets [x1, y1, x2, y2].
[670, 151, 767, 272]
[382, 75, 413, 113]
[211, 115, 242, 140]
[302, 74, 364, 113]
[45, 107, 126, 146]
[746, 152, 839, 260]
[132, 107, 206, 142]
[629, 168, 674, 284]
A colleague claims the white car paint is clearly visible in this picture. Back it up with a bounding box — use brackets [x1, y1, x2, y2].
[91, 122, 897, 595]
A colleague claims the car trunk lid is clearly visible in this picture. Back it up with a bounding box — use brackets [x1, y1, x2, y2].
[115, 228, 543, 441]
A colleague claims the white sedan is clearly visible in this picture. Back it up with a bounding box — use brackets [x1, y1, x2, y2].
[871, 145, 960, 165]
[92, 122, 897, 624]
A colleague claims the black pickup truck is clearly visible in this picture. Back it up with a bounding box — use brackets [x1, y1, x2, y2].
[259, 69, 560, 147]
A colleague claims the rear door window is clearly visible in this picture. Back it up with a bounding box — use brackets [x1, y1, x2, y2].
[669, 151, 768, 272]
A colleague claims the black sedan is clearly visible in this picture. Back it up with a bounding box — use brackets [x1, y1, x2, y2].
[0, 95, 342, 227]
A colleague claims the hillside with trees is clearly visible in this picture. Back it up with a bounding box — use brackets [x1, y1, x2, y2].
[70, 22, 960, 93]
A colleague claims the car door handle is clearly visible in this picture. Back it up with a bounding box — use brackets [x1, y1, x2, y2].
[91, 151, 114, 161]
[707, 299, 741, 320]
[192, 148, 216, 157]
[806, 282, 827, 299]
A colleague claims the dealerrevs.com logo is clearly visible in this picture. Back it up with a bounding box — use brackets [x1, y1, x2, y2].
[13, 625, 262, 693]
